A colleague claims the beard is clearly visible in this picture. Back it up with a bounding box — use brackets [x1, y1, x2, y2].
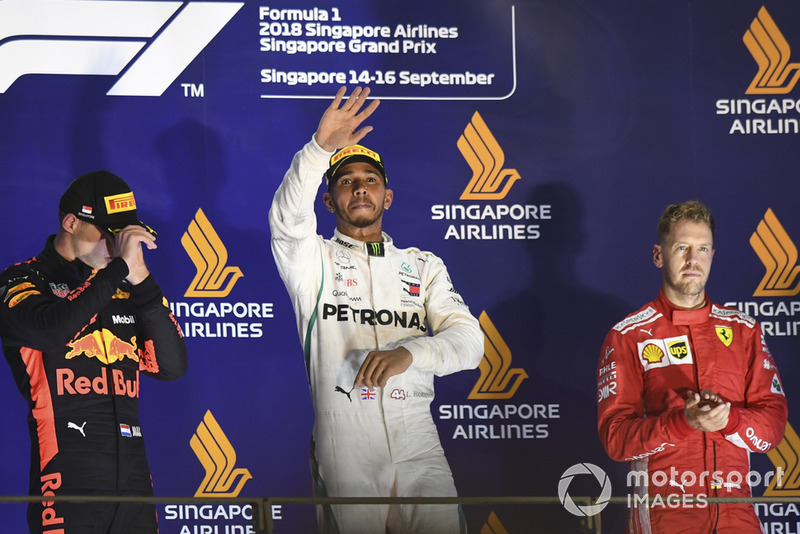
[336, 202, 384, 229]
[348, 213, 380, 228]
[672, 270, 707, 299]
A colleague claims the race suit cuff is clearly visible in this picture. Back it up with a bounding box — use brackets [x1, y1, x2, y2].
[105, 257, 130, 281]
[310, 135, 336, 159]
[721, 405, 741, 435]
[668, 409, 695, 439]
[400, 340, 431, 371]
[129, 275, 162, 307]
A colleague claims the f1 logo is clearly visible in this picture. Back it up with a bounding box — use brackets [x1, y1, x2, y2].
[0, 0, 243, 96]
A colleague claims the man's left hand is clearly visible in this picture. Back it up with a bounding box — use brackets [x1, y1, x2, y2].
[354, 347, 412, 389]
[684, 389, 730, 432]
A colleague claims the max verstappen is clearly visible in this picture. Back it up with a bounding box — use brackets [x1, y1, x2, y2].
[0, 170, 187, 533]
[597, 200, 787, 533]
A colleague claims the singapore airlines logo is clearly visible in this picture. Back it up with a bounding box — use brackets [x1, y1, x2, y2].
[458, 112, 521, 200]
[481, 512, 509, 534]
[750, 208, 800, 296]
[765, 422, 795, 496]
[182, 208, 243, 298]
[468, 311, 528, 400]
[191, 411, 252, 498]
[0, 0, 243, 96]
[744, 6, 800, 94]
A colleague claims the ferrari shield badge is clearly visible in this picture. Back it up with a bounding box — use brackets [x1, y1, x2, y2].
[715, 326, 733, 347]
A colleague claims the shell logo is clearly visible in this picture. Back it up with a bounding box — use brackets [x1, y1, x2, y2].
[641, 343, 664, 364]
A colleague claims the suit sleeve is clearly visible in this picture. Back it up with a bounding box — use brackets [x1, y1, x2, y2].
[401, 254, 483, 376]
[129, 275, 188, 381]
[597, 328, 694, 462]
[268, 137, 331, 298]
[0, 258, 130, 351]
[721, 322, 788, 453]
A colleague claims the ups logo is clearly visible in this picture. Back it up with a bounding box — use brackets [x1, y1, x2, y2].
[668, 340, 689, 360]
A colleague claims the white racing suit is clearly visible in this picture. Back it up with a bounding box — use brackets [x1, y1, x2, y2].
[269, 138, 483, 534]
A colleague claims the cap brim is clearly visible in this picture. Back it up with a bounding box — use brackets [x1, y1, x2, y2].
[106, 221, 157, 237]
[327, 155, 387, 183]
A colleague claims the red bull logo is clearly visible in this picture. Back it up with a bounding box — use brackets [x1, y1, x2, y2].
[57, 367, 140, 398]
[65, 329, 139, 365]
[40, 472, 63, 533]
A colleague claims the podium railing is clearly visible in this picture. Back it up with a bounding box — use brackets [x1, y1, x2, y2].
[5, 494, 800, 533]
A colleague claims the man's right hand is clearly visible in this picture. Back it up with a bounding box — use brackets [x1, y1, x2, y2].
[353, 347, 413, 390]
[684, 389, 730, 432]
[314, 86, 380, 152]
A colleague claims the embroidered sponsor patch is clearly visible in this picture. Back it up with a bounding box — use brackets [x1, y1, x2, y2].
[715, 326, 733, 346]
[613, 307, 657, 332]
[641, 343, 664, 364]
[666, 339, 690, 360]
[637, 336, 693, 371]
[402, 280, 420, 296]
[49, 282, 69, 298]
[771, 373, 785, 396]
[6, 282, 40, 307]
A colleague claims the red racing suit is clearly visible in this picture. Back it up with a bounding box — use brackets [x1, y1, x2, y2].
[597, 290, 787, 533]
[0, 236, 188, 534]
